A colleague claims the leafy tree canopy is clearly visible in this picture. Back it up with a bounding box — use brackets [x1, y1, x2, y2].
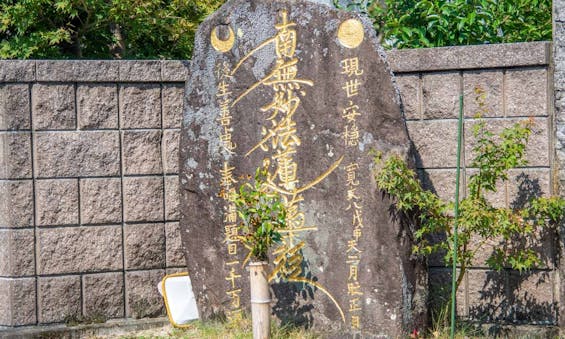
[0, 0, 223, 59]
[1, 0, 552, 59]
[337, 0, 551, 49]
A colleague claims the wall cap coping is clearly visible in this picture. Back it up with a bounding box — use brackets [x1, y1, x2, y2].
[387, 41, 550, 73]
[0, 41, 549, 82]
[1, 60, 190, 83]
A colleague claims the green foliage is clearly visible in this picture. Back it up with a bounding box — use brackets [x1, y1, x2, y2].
[233, 168, 287, 262]
[374, 105, 565, 300]
[0, 0, 224, 59]
[335, 0, 551, 49]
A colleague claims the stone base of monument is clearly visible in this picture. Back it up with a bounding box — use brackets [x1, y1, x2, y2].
[248, 262, 271, 339]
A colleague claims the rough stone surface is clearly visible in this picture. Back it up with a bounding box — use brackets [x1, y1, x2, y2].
[418, 169, 461, 203]
[0, 280, 10, 325]
[180, 1, 425, 335]
[0, 278, 36, 326]
[465, 269, 555, 324]
[35, 179, 79, 226]
[125, 270, 166, 318]
[119, 85, 161, 129]
[124, 223, 166, 269]
[119, 61, 161, 82]
[38, 276, 81, 323]
[407, 120, 458, 168]
[422, 72, 460, 119]
[557, 0, 565, 22]
[36, 61, 119, 82]
[505, 68, 547, 117]
[554, 3, 565, 328]
[463, 70, 503, 118]
[165, 176, 179, 220]
[123, 176, 164, 222]
[37, 226, 122, 274]
[507, 168, 551, 208]
[122, 130, 163, 175]
[162, 61, 190, 82]
[0, 84, 31, 130]
[32, 84, 75, 130]
[162, 85, 185, 128]
[465, 118, 549, 167]
[163, 130, 180, 174]
[82, 272, 125, 319]
[0, 180, 34, 227]
[0, 229, 35, 277]
[466, 269, 507, 321]
[166, 267, 186, 275]
[0, 132, 32, 179]
[34, 131, 120, 177]
[507, 271, 555, 324]
[0, 61, 35, 82]
[395, 75, 420, 120]
[80, 178, 122, 224]
[387, 41, 550, 72]
[165, 222, 185, 267]
[77, 84, 118, 129]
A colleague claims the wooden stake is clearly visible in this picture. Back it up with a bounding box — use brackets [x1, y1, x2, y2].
[248, 261, 270, 339]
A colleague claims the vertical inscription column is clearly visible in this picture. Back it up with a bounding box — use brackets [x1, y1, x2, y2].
[215, 59, 243, 321]
[337, 19, 366, 331]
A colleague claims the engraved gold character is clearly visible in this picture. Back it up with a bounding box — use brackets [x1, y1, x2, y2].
[352, 208, 363, 227]
[353, 227, 362, 241]
[226, 288, 241, 308]
[347, 281, 363, 296]
[340, 57, 364, 77]
[349, 297, 362, 312]
[342, 103, 361, 123]
[345, 163, 360, 186]
[228, 243, 238, 255]
[343, 124, 359, 147]
[342, 79, 361, 97]
[225, 267, 242, 288]
[348, 264, 359, 280]
[347, 239, 361, 254]
[351, 315, 361, 329]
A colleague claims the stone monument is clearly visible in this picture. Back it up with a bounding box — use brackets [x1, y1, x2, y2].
[180, 0, 426, 336]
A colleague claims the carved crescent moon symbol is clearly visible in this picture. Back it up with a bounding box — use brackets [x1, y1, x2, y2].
[211, 26, 235, 53]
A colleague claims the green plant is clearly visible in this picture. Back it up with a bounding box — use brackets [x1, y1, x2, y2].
[0, 0, 224, 59]
[233, 168, 287, 263]
[335, 0, 551, 49]
[373, 100, 565, 314]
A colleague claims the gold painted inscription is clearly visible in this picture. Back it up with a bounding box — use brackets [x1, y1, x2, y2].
[339, 55, 365, 329]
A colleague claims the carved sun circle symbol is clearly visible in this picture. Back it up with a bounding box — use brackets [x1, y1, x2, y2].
[337, 19, 364, 49]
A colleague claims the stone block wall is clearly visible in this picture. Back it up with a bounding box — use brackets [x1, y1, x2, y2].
[554, 0, 565, 329]
[0, 61, 188, 326]
[388, 42, 557, 324]
[0, 41, 558, 328]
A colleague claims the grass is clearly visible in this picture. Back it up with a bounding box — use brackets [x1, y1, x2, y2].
[118, 315, 321, 339]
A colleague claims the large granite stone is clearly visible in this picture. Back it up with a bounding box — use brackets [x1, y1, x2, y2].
[180, 0, 426, 336]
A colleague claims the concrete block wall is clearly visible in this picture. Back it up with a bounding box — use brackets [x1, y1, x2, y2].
[554, 0, 565, 329]
[388, 42, 556, 324]
[0, 61, 188, 326]
[0, 41, 557, 328]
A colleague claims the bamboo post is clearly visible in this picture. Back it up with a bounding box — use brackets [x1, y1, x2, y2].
[248, 261, 270, 339]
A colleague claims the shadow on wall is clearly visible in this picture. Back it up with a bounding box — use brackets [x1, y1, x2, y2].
[421, 169, 557, 327]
